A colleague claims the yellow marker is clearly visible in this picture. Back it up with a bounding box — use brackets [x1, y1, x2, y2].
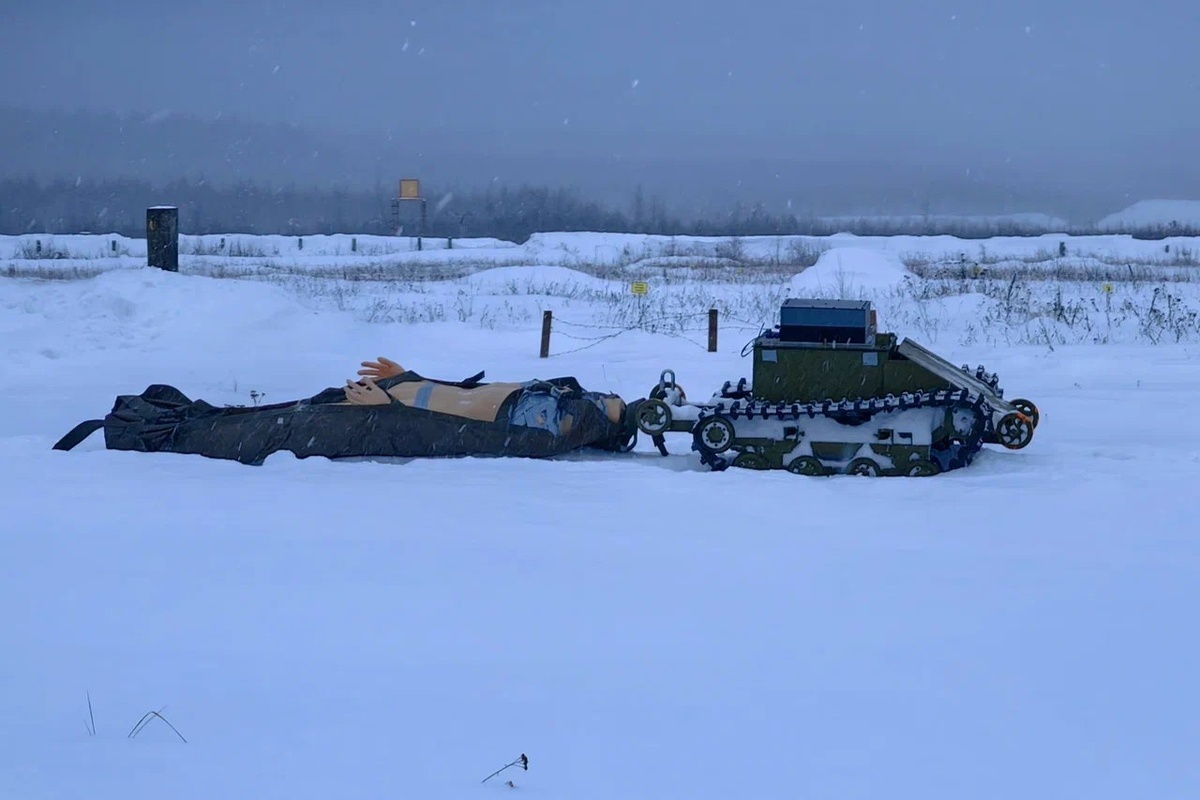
[631, 281, 649, 296]
[399, 178, 421, 199]
[1102, 283, 1114, 294]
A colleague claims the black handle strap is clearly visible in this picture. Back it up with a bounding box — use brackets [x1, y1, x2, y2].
[52, 419, 104, 451]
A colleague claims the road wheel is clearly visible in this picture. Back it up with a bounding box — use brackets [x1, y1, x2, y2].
[732, 452, 770, 470]
[695, 416, 735, 454]
[786, 456, 824, 476]
[846, 457, 881, 477]
[904, 459, 940, 477]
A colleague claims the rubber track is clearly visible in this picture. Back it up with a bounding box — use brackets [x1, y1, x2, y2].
[690, 387, 994, 472]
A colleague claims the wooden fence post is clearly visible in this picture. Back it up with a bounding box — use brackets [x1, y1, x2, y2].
[540, 310, 552, 358]
[708, 308, 718, 352]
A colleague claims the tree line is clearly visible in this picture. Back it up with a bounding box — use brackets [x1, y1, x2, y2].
[2, 177, 1196, 242]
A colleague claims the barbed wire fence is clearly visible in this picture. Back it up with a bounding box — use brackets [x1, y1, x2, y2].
[539, 309, 769, 358]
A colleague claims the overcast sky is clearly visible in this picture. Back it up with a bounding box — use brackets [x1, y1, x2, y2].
[2, 0, 1197, 215]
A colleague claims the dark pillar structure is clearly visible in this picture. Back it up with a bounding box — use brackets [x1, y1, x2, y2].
[147, 206, 179, 271]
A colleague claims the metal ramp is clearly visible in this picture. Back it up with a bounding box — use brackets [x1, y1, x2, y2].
[896, 338, 1016, 414]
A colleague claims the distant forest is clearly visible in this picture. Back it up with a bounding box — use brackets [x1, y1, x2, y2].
[4, 177, 1198, 242]
[5, 107, 1199, 240]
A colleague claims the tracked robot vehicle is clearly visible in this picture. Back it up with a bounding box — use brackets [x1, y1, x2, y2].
[634, 298, 1039, 476]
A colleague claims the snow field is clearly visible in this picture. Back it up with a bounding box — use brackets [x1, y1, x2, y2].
[2, 239, 1199, 799]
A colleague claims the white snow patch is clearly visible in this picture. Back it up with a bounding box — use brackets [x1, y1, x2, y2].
[788, 247, 915, 299]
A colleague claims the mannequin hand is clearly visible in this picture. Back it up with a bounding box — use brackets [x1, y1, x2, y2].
[344, 377, 392, 406]
[357, 356, 405, 381]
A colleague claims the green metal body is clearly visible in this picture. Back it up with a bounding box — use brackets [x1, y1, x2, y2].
[752, 332, 956, 404]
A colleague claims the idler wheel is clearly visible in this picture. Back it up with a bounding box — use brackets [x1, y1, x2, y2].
[786, 456, 824, 476]
[996, 412, 1034, 449]
[1009, 398, 1039, 429]
[635, 398, 673, 435]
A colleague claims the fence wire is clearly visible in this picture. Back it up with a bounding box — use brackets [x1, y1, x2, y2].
[551, 312, 713, 333]
[546, 329, 626, 357]
[545, 310, 735, 357]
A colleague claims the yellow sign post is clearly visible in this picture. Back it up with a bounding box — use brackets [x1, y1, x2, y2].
[393, 178, 427, 249]
[631, 281, 649, 296]
[399, 179, 422, 199]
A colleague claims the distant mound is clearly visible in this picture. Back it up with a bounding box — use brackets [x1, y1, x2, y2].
[1098, 200, 1200, 232]
[788, 247, 914, 299]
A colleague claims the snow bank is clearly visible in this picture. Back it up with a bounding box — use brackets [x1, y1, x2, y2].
[0, 233, 143, 260]
[0, 233, 520, 262]
[1098, 200, 1200, 231]
[5, 231, 1199, 279]
[787, 247, 914, 299]
[2, 268, 329, 380]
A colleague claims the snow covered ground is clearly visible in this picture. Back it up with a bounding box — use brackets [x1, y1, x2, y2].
[3, 229, 1199, 274]
[2, 236, 1200, 799]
